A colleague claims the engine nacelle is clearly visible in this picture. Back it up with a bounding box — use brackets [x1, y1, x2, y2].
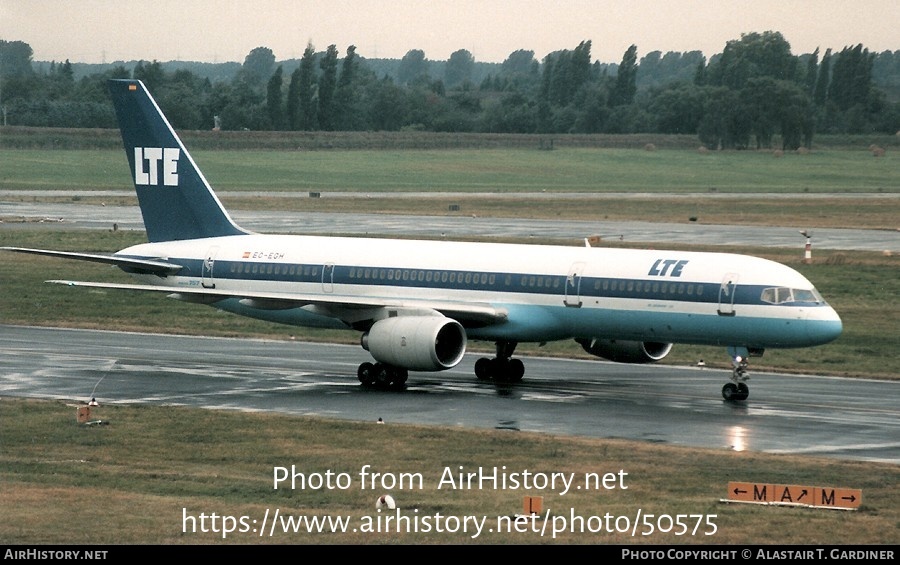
[361, 316, 467, 371]
[576, 338, 673, 364]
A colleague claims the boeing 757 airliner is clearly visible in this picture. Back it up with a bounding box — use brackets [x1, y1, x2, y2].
[3, 80, 843, 400]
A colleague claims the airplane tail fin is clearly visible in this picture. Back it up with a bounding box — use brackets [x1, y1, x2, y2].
[107, 79, 249, 242]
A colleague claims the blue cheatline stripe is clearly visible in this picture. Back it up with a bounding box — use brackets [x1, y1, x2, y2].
[138, 257, 829, 309]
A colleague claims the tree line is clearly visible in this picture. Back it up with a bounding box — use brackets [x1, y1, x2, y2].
[2, 32, 898, 150]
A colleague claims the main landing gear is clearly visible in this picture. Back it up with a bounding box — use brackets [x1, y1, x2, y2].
[474, 340, 525, 383]
[722, 349, 751, 401]
[357, 362, 408, 390]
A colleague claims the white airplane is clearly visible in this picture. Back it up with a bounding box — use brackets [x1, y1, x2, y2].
[3, 79, 843, 401]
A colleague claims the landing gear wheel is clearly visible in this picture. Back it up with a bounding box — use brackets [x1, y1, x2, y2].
[374, 365, 391, 387]
[492, 359, 513, 383]
[357, 362, 407, 390]
[358, 362, 375, 386]
[722, 383, 738, 401]
[507, 358, 525, 382]
[473, 341, 524, 384]
[389, 368, 409, 390]
[474, 357, 491, 380]
[722, 381, 750, 401]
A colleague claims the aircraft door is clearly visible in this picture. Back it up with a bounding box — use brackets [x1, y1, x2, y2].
[564, 262, 585, 307]
[718, 273, 739, 316]
[202, 246, 219, 289]
[322, 263, 335, 293]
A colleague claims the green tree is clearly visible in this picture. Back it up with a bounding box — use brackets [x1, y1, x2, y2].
[46, 60, 75, 100]
[647, 82, 706, 134]
[771, 79, 813, 149]
[501, 49, 537, 76]
[133, 60, 166, 93]
[543, 41, 593, 108]
[829, 44, 874, 111]
[536, 55, 554, 132]
[814, 49, 832, 106]
[291, 43, 318, 130]
[286, 67, 302, 130]
[698, 86, 750, 149]
[266, 65, 284, 129]
[693, 55, 708, 85]
[0, 39, 34, 77]
[572, 86, 609, 133]
[237, 46, 276, 89]
[221, 71, 266, 130]
[160, 80, 205, 130]
[804, 48, 819, 97]
[481, 91, 535, 133]
[334, 45, 360, 130]
[317, 45, 338, 130]
[570, 41, 593, 91]
[397, 49, 428, 85]
[445, 49, 475, 89]
[151, 68, 211, 130]
[709, 31, 797, 90]
[742, 76, 784, 148]
[492, 49, 539, 95]
[611, 45, 638, 106]
[368, 77, 406, 130]
[546, 49, 572, 106]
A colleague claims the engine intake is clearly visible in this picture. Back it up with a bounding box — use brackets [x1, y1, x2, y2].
[361, 316, 467, 371]
[576, 338, 673, 364]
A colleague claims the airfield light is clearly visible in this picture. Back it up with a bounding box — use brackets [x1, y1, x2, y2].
[800, 231, 813, 264]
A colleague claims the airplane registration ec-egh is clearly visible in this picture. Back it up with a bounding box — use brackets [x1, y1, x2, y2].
[3, 80, 843, 401]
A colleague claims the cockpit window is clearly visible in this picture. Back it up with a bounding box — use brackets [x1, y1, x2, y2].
[761, 287, 824, 304]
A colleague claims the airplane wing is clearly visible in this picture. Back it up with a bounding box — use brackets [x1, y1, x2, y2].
[46, 279, 508, 327]
[2, 247, 183, 275]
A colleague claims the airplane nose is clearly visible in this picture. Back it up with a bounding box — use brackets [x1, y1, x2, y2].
[808, 306, 843, 345]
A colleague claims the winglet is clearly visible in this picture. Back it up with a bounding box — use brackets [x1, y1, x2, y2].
[107, 79, 249, 242]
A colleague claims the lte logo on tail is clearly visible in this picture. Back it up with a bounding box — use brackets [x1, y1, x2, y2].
[134, 147, 180, 186]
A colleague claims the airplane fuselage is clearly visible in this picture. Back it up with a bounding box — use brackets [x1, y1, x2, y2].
[117, 234, 842, 350]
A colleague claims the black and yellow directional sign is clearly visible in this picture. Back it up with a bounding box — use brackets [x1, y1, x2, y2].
[727, 481, 861, 510]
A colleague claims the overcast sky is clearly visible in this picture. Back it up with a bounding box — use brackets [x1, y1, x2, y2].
[2, 0, 897, 65]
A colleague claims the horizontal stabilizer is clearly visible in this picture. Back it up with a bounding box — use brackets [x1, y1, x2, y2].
[3, 247, 183, 274]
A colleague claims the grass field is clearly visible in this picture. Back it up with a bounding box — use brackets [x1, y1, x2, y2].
[1, 145, 897, 193]
[1, 398, 897, 545]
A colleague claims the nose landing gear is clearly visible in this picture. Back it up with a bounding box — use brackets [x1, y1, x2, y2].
[722, 356, 750, 401]
[722, 346, 756, 401]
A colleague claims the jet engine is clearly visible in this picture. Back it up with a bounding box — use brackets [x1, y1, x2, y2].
[361, 316, 467, 371]
[576, 338, 673, 364]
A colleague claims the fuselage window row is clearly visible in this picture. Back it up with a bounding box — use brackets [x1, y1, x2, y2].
[222, 260, 827, 307]
[221, 260, 721, 302]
